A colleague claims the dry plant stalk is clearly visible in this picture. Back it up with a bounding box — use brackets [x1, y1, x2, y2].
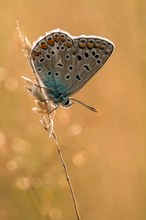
[17, 23, 81, 220]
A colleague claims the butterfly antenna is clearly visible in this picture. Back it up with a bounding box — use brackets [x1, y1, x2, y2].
[70, 98, 97, 113]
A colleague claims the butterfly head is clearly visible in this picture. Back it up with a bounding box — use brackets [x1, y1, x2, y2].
[46, 88, 73, 108]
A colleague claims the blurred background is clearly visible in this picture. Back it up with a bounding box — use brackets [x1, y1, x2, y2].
[0, 0, 145, 220]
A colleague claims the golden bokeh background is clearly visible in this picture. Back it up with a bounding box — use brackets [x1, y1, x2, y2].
[0, 0, 145, 220]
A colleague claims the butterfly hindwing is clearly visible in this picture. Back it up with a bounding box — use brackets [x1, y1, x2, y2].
[63, 36, 114, 96]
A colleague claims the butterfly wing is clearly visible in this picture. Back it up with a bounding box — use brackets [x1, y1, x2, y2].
[32, 30, 78, 100]
[32, 30, 114, 102]
[64, 35, 114, 96]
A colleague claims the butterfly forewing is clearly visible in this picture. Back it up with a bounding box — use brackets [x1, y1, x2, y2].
[32, 30, 114, 104]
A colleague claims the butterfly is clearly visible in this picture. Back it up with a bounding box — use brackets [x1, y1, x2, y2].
[27, 29, 114, 112]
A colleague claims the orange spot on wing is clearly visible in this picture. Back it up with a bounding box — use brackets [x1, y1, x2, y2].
[47, 39, 54, 46]
[53, 34, 59, 42]
[32, 50, 41, 57]
[40, 42, 48, 49]
[94, 40, 101, 48]
[87, 40, 94, 49]
[66, 42, 72, 48]
[78, 41, 86, 49]
[100, 44, 106, 50]
[60, 34, 66, 42]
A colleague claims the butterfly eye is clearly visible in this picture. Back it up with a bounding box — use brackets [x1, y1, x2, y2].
[63, 99, 72, 107]
[64, 99, 69, 105]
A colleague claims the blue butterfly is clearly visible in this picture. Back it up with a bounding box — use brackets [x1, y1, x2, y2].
[30, 29, 114, 112]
